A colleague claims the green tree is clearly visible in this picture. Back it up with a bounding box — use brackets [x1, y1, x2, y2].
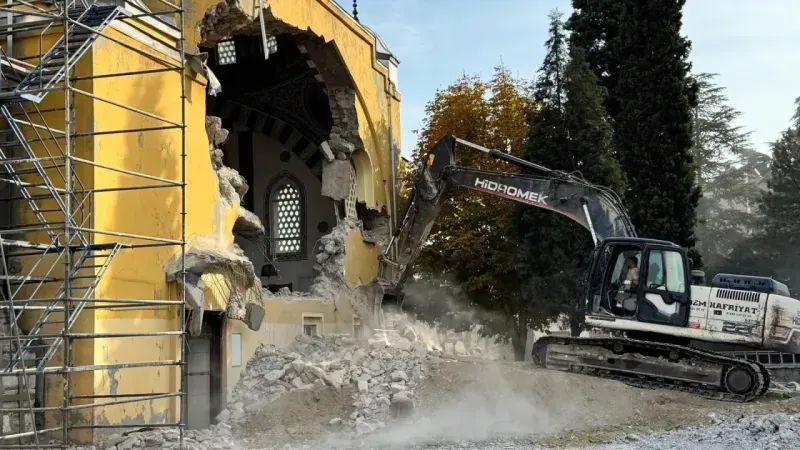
[726, 97, 800, 292]
[754, 113, 800, 290]
[612, 0, 700, 249]
[691, 73, 764, 274]
[691, 73, 752, 186]
[402, 67, 535, 360]
[567, 0, 623, 117]
[698, 148, 770, 275]
[568, 0, 701, 257]
[515, 11, 624, 337]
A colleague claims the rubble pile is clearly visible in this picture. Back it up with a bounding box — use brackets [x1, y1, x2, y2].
[69, 424, 236, 450]
[602, 412, 800, 449]
[309, 218, 358, 300]
[222, 331, 445, 436]
[381, 311, 514, 361]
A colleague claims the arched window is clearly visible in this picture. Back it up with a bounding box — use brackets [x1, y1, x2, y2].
[266, 173, 306, 260]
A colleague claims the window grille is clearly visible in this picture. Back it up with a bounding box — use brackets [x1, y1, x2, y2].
[217, 39, 236, 65]
[345, 163, 357, 219]
[266, 174, 306, 260]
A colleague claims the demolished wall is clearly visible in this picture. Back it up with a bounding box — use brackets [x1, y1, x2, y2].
[163, 116, 267, 334]
[195, 0, 391, 332]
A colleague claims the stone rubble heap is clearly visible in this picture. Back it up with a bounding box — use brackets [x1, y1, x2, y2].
[68, 424, 235, 450]
[223, 330, 444, 436]
[600, 412, 800, 450]
[381, 311, 514, 361]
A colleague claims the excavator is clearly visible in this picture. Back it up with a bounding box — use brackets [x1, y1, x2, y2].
[378, 134, 800, 402]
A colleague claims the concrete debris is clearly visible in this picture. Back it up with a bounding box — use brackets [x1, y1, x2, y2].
[309, 218, 358, 300]
[381, 310, 512, 360]
[164, 237, 264, 331]
[319, 141, 335, 162]
[205, 116, 229, 152]
[233, 207, 265, 237]
[217, 165, 249, 206]
[261, 286, 314, 301]
[205, 115, 253, 207]
[321, 159, 352, 201]
[328, 89, 361, 147]
[328, 134, 356, 155]
[598, 412, 800, 450]
[227, 331, 444, 436]
[70, 424, 236, 450]
[361, 213, 391, 252]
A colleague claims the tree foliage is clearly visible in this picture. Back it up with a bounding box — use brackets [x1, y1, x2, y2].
[690, 73, 770, 274]
[401, 67, 533, 358]
[726, 101, 800, 293]
[569, 0, 701, 256]
[567, 0, 624, 117]
[514, 11, 624, 338]
[756, 115, 800, 291]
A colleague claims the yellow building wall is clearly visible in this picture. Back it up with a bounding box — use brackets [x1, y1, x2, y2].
[85, 23, 236, 430]
[4, 0, 398, 437]
[343, 230, 380, 288]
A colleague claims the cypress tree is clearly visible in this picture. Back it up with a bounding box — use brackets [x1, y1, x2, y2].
[515, 11, 624, 336]
[568, 0, 701, 257]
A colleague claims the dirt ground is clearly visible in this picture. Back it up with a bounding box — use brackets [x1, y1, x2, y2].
[412, 358, 800, 449]
[235, 385, 356, 448]
[231, 358, 800, 449]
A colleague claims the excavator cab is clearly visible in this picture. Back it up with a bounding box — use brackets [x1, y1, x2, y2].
[585, 237, 692, 328]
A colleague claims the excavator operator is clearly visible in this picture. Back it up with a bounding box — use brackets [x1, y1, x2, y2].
[625, 256, 640, 289]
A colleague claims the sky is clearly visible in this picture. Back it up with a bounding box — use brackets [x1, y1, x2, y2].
[342, 0, 800, 158]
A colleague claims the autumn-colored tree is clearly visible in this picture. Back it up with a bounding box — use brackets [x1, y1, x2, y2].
[396, 156, 414, 209]
[400, 67, 536, 359]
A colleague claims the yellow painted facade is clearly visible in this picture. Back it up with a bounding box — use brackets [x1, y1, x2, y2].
[6, 0, 399, 441]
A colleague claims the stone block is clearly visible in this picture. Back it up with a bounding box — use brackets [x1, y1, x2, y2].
[321, 160, 352, 201]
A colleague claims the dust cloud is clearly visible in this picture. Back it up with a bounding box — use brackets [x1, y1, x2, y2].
[356, 364, 566, 448]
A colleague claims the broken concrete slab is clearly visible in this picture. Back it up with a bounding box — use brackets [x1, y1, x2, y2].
[233, 207, 265, 238]
[217, 165, 249, 205]
[205, 115, 230, 149]
[319, 141, 335, 162]
[164, 237, 263, 331]
[244, 302, 265, 332]
[321, 159, 352, 201]
[328, 134, 356, 154]
[390, 390, 414, 418]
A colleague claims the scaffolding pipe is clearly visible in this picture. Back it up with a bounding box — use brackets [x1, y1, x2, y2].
[0, 1, 188, 446]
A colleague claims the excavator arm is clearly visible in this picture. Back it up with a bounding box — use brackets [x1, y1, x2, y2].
[379, 135, 636, 293]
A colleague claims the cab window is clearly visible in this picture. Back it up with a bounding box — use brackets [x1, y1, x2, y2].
[646, 249, 686, 294]
[664, 250, 687, 294]
[646, 250, 665, 287]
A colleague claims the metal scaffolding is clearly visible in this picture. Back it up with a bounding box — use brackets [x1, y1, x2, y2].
[0, 0, 186, 448]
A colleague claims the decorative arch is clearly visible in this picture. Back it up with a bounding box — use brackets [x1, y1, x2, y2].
[351, 149, 375, 208]
[265, 171, 307, 261]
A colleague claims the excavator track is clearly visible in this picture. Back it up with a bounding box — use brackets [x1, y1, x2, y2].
[532, 336, 770, 402]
